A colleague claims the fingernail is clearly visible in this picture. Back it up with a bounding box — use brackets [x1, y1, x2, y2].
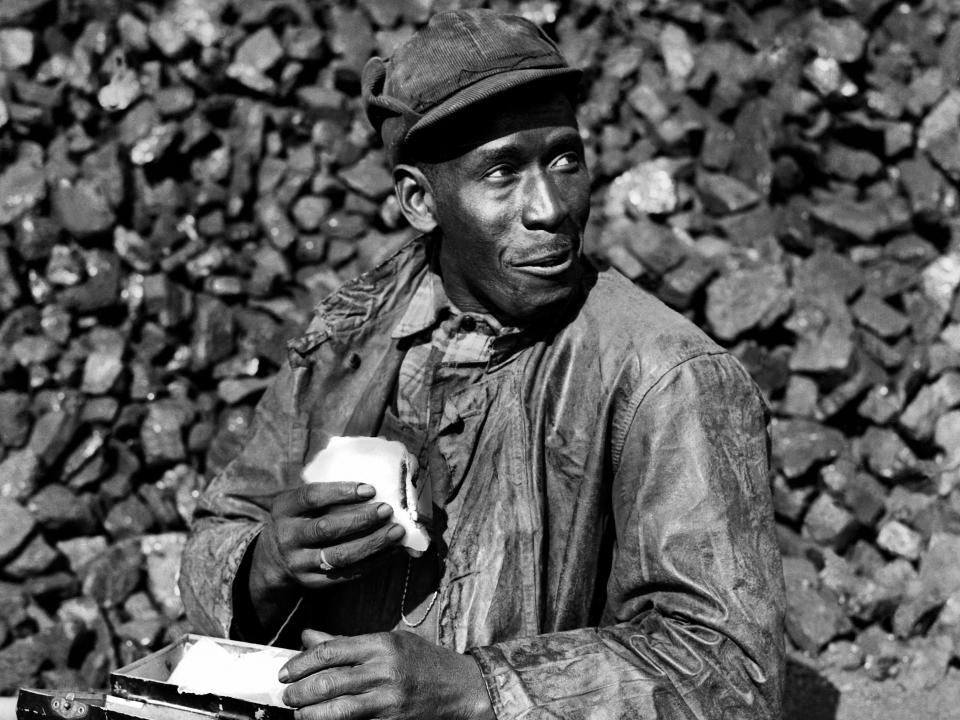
[387, 524, 405, 540]
[278, 666, 290, 683]
[376, 503, 393, 519]
[357, 484, 375, 498]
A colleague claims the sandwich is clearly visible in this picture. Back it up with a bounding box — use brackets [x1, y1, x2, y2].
[302, 436, 431, 556]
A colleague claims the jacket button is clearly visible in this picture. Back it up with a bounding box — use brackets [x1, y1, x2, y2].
[347, 352, 362, 370]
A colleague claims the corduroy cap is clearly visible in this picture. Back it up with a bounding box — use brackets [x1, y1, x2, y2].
[362, 9, 582, 165]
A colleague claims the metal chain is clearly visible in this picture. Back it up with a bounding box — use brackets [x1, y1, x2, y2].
[400, 554, 440, 628]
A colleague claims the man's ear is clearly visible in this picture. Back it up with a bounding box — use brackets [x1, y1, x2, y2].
[393, 164, 438, 233]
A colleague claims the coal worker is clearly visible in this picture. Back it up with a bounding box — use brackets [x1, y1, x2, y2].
[181, 9, 785, 720]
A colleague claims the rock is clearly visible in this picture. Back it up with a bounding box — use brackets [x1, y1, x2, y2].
[822, 144, 882, 182]
[783, 556, 852, 654]
[660, 23, 694, 90]
[81, 327, 126, 394]
[234, 26, 283, 74]
[899, 372, 960, 442]
[140, 400, 192, 465]
[897, 636, 953, 691]
[782, 375, 819, 418]
[916, 532, 960, 605]
[80, 539, 143, 607]
[934, 410, 960, 466]
[772, 419, 847, 479]
[820, 640, 863, 671]
[860, 427, 918, 482]
[0, 448, 41, 503]
[4, 533, 58, 579]
[859, 383, 903, 424]
[919, 90, 960, 154]
[843, 472, 888, 526]
[56, 536, 107, 574]
[695, 171, 761, 215]
[28, 409, 80, 466]
[802, 493, 859, 550]
[51, 178, 116, 238]
[922, 253, 960, 317]
[706, 265, 791, 341]
[0, 498, 36, 564]
[807, 12, 868, 63]
[810, 197, 910, 243]
[256, 197, 297, 250]
[0, 634, 47, 694]
[606, 160, 680, 217]
[0, 152, 46, 225]
[603, 217, 685, 278]
[142, 533, 187, 618]
[772, 474, 815, 522]
[793, 251, 864, 301]
[339, 152, 394, 200]
[0, 27, 34, 68]
[191, 294, 234, 371]
[877, 520, 923, 561]
[28, 485, 98, 535]
[786, 297, 856, 373]
[327, 5, 376, 75]
[104, 495, 156, 540]
[851, 293, 911, 339]
[291, 196, 333, 232]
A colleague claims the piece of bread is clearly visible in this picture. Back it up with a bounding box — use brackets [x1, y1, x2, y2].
[167, 637, 296, 707]
[302, 436, 431, 556]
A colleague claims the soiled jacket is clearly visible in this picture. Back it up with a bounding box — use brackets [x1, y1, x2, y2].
[180, 237, 785, 719]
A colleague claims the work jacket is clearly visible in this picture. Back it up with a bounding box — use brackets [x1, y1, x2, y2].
[180, 236, 785, 719]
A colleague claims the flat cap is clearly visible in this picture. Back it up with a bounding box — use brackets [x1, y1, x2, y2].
[361, 9, 581, 165]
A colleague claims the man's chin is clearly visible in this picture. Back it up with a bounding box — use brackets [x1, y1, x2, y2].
[504, 268, 584, 328]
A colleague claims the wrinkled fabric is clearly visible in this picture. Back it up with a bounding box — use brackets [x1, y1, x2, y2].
[180, 237, 785, 720]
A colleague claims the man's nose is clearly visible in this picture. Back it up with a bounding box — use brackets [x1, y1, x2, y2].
[521, 169, 566, 231]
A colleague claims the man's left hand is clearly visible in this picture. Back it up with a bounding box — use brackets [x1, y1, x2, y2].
[280, 629, 494, 720]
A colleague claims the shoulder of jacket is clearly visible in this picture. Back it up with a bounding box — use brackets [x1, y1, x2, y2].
[573, 267, 724, 367]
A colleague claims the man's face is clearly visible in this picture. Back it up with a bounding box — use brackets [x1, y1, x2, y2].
[423, 90, 591, 327]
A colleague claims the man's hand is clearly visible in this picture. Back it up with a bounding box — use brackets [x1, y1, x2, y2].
[254, 482, 405, 592]
[242, 482, 406, 636]
[279, 629, 494, 720]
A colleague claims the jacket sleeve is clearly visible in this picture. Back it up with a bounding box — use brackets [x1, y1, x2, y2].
[468, 353, 786, 720]
[179, 356, 303, 639]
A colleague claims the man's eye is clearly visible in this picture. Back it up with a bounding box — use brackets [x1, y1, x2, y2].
[551, 152, 580, 169]
[485, 165, 515, 179]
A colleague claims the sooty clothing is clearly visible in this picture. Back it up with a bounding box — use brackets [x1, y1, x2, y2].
[180, 236, 786, 720]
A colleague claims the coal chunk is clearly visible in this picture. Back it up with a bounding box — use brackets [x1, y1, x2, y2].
[706, 265, 791, 341]
[0, 498, 36, 564]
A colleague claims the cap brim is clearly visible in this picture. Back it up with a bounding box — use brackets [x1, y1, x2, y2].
[403, 66, 582, 148]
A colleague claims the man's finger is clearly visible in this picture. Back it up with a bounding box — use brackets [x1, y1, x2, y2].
[282, 667, 378, 708]
[295, 503, 393, 546]
[280, 636, 384, 683]
[279, 482, 375, 516]
[321, 523, 405, 568]
[290, 693, 380, 720]
[302, 628, 338, 647]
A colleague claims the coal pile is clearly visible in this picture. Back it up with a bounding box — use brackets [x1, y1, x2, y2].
[1, 0, 960, 699]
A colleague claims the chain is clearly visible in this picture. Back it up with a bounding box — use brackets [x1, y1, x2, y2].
[400, 554, 440, 628]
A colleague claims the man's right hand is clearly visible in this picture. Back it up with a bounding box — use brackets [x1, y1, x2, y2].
[242, 482, 405, 635]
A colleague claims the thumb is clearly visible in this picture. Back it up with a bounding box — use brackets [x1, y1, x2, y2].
[301, 628, 337, 647]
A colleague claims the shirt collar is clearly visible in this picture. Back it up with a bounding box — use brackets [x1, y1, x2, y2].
[390, 268, 522, 340]
[391, 269, 447, 340]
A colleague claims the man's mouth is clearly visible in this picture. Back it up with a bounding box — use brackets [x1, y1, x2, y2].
[511, 246, 575, 276]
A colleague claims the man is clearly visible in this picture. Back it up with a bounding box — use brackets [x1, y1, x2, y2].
[180, 9, 785, 720]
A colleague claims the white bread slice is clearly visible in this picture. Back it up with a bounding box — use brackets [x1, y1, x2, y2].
[167, 637, 296, 706]
[302, 436, 431, 556]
